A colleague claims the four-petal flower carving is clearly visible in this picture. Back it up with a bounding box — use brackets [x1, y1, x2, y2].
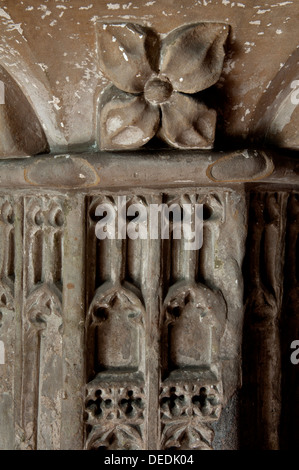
[98, 22, 229, 150]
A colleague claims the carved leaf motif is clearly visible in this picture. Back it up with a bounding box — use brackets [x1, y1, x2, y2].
[98, 23, 159, 93]
[159, 92, 217, 149]
[160, 23, 229, 93]
[86, 424, 144, 450]
[100, 86, 160, 150]
[162, 422, 213, 450]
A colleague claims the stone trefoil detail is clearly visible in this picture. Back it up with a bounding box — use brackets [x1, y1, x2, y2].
[98, 22, 229, 150]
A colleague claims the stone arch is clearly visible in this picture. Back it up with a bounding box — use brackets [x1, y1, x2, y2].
[0, 64, 49, 157]
[252, 48, 299, 150]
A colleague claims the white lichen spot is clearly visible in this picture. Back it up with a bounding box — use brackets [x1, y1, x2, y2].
[222, 0, 230, 5]
[237, 3, 245, 7]
[38, 5, 52, 20]
[50, 20, 57, 26]
[232, 102, 243, 110]
[123, 3, 132, 9]
[6, 20, 24, 35]
[276, 29, 283, 34]
[48, 96, 61, 111]
[113, 127, 144, 146]
[106, 116, 123, 134]
[25, 6, 34, 12]
[79, 4, 93, 10]
[79, 174, 86, 179]
[179, 77, 184, 82]
[0, 8, 11, 19]
[145, 0, 156, 5]
[257, 9, 270, 13]
[223, 59, 236, 74]
[107, 3, 120, 10]
[38, 63, 48, 72]
[249, 20, 261, 25]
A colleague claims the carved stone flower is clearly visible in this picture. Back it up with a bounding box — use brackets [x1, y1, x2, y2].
[98, 22, 229, 150]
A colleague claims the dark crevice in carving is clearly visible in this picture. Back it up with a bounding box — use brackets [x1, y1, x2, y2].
[32, 231, 43, 285]
[241, 191, 286, 450]
[7, 230, 15, 281]
[280, 192, 299, 449]
[53, 232, 62, 287]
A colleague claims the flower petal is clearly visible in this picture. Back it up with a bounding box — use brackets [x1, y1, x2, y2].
[159, 92, 216, 149]
[160, 23, 229, 93]
[98, 23, 160, 93]
[99, 86, 160, 150]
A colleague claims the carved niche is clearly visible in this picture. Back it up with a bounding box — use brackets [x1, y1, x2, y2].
[85, 195, 147, 450]
[82, 190, 245, 450]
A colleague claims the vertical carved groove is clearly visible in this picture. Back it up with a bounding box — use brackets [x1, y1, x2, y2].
[241, 191, 287, 450]
[32, 231, 43, 285]
[0, 197, 16, 450]
[280, 193, 299, 448]
[22, 196, 65, 450]
[7, 229, 15, 281]
[53, 231, 62, 287]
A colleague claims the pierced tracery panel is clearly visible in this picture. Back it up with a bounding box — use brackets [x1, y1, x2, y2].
[160, 191, 245, 450]
[85, 195, 150, 450]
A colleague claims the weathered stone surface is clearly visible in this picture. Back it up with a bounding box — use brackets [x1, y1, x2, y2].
[0, 0, 298, 452]
[98, 22, 228, 150]
[0, 1, 299, 153]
